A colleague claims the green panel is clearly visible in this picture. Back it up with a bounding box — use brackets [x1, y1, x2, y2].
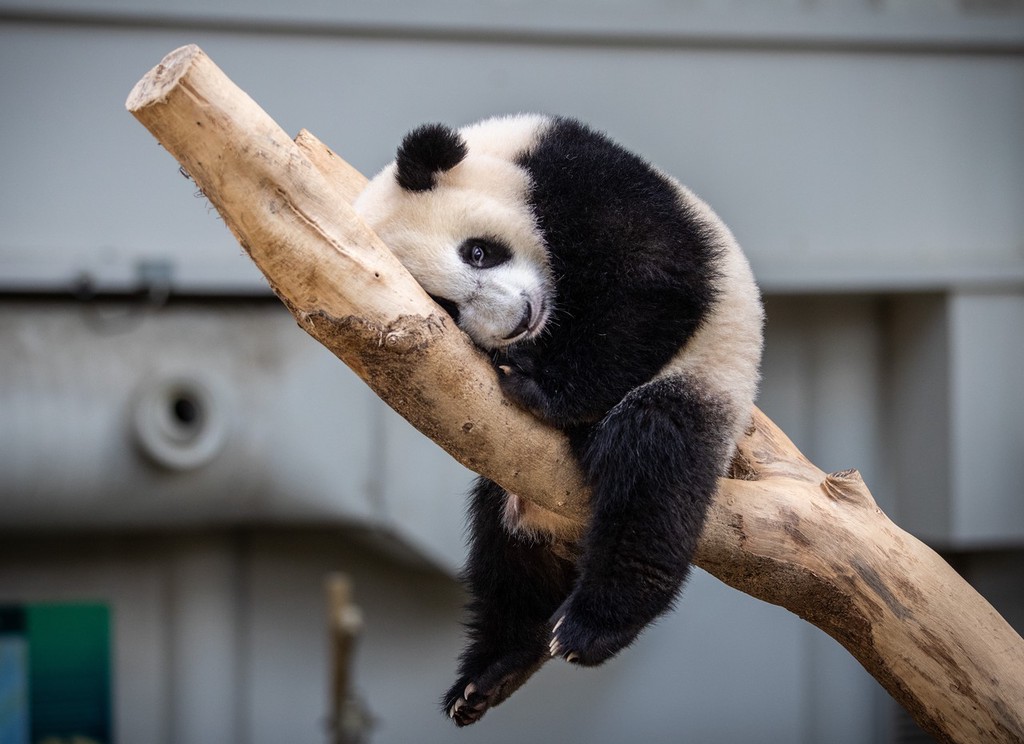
[25, 604, 111, 744]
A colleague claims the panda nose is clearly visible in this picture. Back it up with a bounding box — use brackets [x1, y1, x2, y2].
[504, 301, 533, 340]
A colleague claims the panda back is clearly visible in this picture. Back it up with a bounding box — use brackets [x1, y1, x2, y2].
[511, 117, 761, 430]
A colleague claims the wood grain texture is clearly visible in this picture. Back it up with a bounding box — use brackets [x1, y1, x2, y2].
[128, 45, 1024, 743]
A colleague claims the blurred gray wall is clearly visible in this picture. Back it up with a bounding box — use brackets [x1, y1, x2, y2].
[1, 2, 1022, 743]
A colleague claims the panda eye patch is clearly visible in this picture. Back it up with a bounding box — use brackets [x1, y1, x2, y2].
[459, 238, 512, 269]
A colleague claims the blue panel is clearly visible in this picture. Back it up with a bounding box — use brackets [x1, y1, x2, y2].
[0, 607, 28, 744]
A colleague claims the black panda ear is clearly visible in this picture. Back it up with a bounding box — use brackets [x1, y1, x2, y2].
[395, 123, 468, 192]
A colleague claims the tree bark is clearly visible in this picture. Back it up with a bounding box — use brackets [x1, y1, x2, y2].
[127, 44, 1024, 743]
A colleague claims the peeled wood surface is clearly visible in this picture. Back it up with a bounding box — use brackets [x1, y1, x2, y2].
[126, 44, 587, 533]
[127, 45, 1024, 743]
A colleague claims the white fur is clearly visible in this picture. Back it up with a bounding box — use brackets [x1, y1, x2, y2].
[459, 113, 550, 161]
[355, 115, 555, 349]
[657, 182, 764, 452]
[501, 491, 580, 542]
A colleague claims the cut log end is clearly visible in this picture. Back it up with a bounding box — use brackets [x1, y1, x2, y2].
[125, 44, 204, 112]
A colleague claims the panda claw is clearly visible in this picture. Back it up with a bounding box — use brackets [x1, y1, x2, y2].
[550, 614, 575, 659]
[448, 695, 482, 727]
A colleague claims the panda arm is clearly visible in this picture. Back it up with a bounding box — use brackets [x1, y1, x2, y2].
[548, 371, 732, 665]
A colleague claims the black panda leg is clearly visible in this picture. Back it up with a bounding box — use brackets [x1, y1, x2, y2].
[443, 477, 574, 726]
[549, 375, 733, 666]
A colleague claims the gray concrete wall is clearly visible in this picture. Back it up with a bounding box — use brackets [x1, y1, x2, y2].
[1, 2, 1022, 742]
[2, 3, 1023, 293]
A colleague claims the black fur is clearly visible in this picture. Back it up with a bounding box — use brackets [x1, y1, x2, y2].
[443, 479, 574, 726]
[395, 123, 467, 192]
[443, 118, 734, 725]
[494, 117, 722, 426]
[549, 376, 731, 664]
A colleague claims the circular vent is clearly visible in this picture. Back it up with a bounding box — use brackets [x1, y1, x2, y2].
[132, 376, 227, 470]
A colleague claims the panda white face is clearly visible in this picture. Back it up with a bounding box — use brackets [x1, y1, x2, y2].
[432, 235, 551, 349]
[354, 116, 554, 350]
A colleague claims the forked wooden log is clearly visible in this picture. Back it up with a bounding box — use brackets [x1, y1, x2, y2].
[126, 45, 1024, 743]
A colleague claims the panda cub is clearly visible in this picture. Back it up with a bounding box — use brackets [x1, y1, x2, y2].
[354, 114, 763, 726]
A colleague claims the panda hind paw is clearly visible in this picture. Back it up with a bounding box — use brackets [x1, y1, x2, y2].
[442, 650, 547, 726]
[443, 681, 490, 727]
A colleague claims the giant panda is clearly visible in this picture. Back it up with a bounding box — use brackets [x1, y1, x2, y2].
[354, 114, 764, 726]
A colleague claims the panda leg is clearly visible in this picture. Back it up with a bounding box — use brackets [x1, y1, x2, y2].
[549, 375, 733, 666]
[443, 477, 574, 726]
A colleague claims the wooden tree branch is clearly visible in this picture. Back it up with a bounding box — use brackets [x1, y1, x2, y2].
[127, 45, 1024, 744]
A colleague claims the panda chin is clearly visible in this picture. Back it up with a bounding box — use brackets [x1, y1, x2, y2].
[500, 297, 549, 347]
[502, 301, 535, 342]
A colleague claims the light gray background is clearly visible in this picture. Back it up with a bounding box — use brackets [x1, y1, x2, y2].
[1, 2, 1022, 742]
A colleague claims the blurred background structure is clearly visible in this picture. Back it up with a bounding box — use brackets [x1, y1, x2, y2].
[1, 2, 1022, 742]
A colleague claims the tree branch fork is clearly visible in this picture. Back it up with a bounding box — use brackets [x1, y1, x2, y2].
[126, 44, 1024, 744]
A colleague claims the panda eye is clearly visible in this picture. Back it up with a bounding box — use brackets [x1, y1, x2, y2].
[459, 239, 512, 269]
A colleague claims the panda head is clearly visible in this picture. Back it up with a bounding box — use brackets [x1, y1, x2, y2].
[354, 116, 553, 350]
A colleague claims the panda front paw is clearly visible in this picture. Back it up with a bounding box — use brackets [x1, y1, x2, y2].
[495, 362, 551, 420]
[548, 601, 641, 667]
